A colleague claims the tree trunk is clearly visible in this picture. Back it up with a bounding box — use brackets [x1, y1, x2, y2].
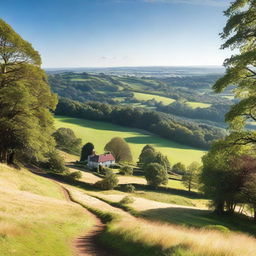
[0, 149, 7, 163]
[7, 151, 15, 165]
[214, 200, 224, 214]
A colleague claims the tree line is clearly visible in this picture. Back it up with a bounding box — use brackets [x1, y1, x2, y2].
[55, 98, 226, 149]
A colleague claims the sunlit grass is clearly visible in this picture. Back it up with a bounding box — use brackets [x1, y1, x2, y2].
[133, 92, 176, 105]
[0, 164, 94, 256]
[69, 187, 256, 256]
[55, 116, 206, 165]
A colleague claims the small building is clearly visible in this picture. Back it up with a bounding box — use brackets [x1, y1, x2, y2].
[87, 152, 115, 168]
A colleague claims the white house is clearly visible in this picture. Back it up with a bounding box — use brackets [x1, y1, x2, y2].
[87, 152, 115, 168]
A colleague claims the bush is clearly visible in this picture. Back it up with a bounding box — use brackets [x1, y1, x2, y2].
[99, 166, 113, 176]
[45, 151, 67, 173]
[110, 163, 121, 169]
[66, 171, 82, 180]
[94, 172, 119, 190]
[119, 196, 135, 205]
[120, 166, 133, 175]
[123, 184, 135, 193]
[144, 163, 168, 187]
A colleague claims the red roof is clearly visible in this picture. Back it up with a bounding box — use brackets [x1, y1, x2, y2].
[89, 153, 115, 163]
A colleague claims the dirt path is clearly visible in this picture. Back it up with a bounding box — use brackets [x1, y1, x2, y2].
[58, 185, 117, 256]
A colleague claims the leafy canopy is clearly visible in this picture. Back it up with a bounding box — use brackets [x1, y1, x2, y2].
[0, 19, 57, 163]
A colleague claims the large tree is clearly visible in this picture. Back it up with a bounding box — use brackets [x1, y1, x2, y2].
[0, 19, 57, 163]
[53, 128, 82, 154]
[213, 0, 256, 143]
[80, 142, 94, 161]
[104, 137, 132, 163]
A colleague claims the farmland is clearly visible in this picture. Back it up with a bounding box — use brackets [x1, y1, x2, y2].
[55, 116, 206, 165]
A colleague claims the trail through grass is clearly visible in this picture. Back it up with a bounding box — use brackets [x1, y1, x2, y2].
[0, 164, 94, 256]
[55, 116, 206, 165]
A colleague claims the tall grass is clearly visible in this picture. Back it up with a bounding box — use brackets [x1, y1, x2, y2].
[0, 164, 94, 256]
[69, 187, 256, 256]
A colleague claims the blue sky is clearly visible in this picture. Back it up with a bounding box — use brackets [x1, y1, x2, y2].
[1, 0, 231, 68]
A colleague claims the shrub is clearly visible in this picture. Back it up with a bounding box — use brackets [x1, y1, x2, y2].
[45, 151, 67, 173]
[66, 171, 82, 180]
[119, 196, 135, 205]
[94, 172, 119, 190]
[144, 163, 168, 187]
[99, 166, 113, 176]
[120, 166, 133, 176]
[123, 184, 135, 193]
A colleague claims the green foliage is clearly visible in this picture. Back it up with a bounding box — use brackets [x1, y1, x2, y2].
[213, 1, 256, 135]
[44, 150, 67, 173]
[104, 137, 133, 163]
[80, 142, 94, 161]
[144, 163, 168, 187]
[66, 170, 82, 180]
[94, 172, 119, 190]
[182, 162, 200, 192]
[138, 145, 156, 168]
[138, 145, 170, 172]
[55, 116, 206, 165]
[120, 165, 133, 175]
[0, 19, 57, 164]
[53, 127, 82, 154]
[172, 162, 186, 175]
[55, 98, 225, 150]
[123, 184, 135, 193]
[119, 196, 135, 205]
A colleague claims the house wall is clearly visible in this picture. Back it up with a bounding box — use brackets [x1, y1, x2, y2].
[88, 160, 115, 168]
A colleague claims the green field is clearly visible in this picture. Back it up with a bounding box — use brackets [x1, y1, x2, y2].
[133, 92, 211, 108]
[133, 92, 176, 105]
[186, 101, 211, 109]
[55, 116, 206, 165]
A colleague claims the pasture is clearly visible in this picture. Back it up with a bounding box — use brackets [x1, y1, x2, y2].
[133, 91, 211, 108]
[55, 116, 206, 165]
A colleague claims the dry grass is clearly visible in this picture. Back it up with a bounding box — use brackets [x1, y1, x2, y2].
[109, 218, 256, 256]
[68, 186, 256, 256]
[0, 164, 94, 256]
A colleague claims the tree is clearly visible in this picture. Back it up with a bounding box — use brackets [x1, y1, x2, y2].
[182, 162, 200, 192]
[200, 139, 250, 214]
[172, 162, 186, 175]
[144, 163, 168, 187]
[213, 1, 256, 143]
[104, 137, 132, 163]
[153, 152, 170, 171]
[53, 128, 82, 154]
[80, 142, 94, 161]
[0, 19, 57, 164]
[138, 145, 156, 166]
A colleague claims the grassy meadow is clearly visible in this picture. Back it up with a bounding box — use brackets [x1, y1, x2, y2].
[69, 188, 256, 256]
[55, 116, 206, 165]
[0, 164, 94, 256]
[133, 91, 211, 108]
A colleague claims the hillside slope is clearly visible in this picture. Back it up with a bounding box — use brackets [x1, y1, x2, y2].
[55, 116, 206, 165]
[0, 164, 94, 256]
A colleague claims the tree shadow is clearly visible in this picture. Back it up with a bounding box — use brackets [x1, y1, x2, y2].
[142, 207, 256, 236]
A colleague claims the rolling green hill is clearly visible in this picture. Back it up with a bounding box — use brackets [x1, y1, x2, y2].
[55, 116, 206, 165]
